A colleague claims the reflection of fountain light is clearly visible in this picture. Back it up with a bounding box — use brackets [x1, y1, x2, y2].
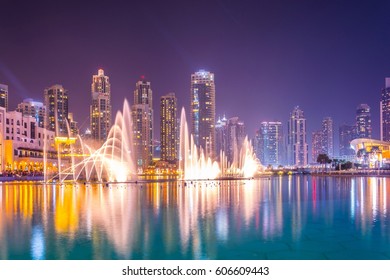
[179, 108, 262, 179]
[31, 226, 45, 260]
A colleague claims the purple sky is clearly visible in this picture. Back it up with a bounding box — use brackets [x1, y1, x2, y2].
[1, 0, 390, 152]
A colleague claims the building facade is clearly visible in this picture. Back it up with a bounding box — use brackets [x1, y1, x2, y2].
[16, 98, 46, 128]
[381, 78, 390, 141]
[160, 93, 178, 163]
[322, 117, 334, 158]
[287, 106, 308, 166]
[90, 69, 111, 142]
[131, 77, 153, 168]
[190, 70, 216, 158]
[339, 124, 357, 160]
[356, 103, 372, 139]
[311, 130, 323, 163]
[44, 84, 68, 136]
[0, 83, 8, 111]
[257, 121, 284, 166]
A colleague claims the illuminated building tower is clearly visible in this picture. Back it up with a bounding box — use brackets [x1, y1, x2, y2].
[258, 121, 284, 166]
[311, 130, 323, 163]
[215, 115, 228, 159]
[339, 124, 357, 159]
[44, 84, 68, 136]
[190, 70, 216, 158]
[356, 104, 372, 139]
[131, 77, 153, 168]
[0, 84, 8, 110]
[226, 117, 245, 164]
[381, 78, 390, 141]
[67, 113, 79, 137]
[287, 106, 308, 166]
[90, 69, 111, 142]
[322, 117, 334, 157]
[160, 93, 178, 163]
[16, 98, 46, 128]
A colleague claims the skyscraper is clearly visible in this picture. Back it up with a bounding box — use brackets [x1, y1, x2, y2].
[311, 130, 323, 163]
[257, 121, 284, 166]
[322, 117, 334, 157]
[226, 117, 246, 164]
[131, 77, 153, 168]
[287, 106, 308, 166]
[160, 93, 178, 163]
[90, 69, 111, 142]
[16, 98, 46, 128]
[381, 78, 390, 141]
[0, 84, 8, 111]
[356, 103, 372, 139]
[44, 84, 68, 136]
[190, 70, 216, 158]
[339, 124, 357, 159]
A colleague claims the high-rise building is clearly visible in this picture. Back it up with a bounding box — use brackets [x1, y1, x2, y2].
[356, 103, 372, 139]
[67, 113, 79, 137]
[215, 116, 245, 164]
[131, 77, 153, 168]
[190, 70, 216, 158]
[311, 130, 323, 163]
[287, 106, 308, 166]
[216, 115, 228, 159]
[226, 117, 245, 164]
[0, 84, 8, 111]
[16, 98, 46, 128]
[381, 78, 390, 141]
[160, 93, 178, 163]
[257, 121, 284, 166]
[90, 69, 111, 142]
[44, 84, 68, 136]
[322, 117, 334, 157]
[339, 124, 357, 159]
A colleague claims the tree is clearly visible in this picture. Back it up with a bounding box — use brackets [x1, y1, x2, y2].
[317, 154, 331, 165]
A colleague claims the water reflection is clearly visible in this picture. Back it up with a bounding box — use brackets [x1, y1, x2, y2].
[1, 176, 390, 259]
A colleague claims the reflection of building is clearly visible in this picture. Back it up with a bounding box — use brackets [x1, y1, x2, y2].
[381, 78, 390, 141]
[287, 106, 308, 166]
[90, 69, 111, 142]
[0, 84, 8, 111]
[350, 138, 390, 168]
[132, 77, 153, 169]
[16, 98, 46, 128]
[190, 70, 216, 158]
[356, 104, 372, 139]
[257, 121, 284, 166]
[160, 93, 177, 163]
[44, 84, 68, 136]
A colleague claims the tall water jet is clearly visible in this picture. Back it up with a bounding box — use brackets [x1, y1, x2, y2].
[179, 108, 220, 180]
[179, 107, 262, 180]
[49, 99, 137, 183]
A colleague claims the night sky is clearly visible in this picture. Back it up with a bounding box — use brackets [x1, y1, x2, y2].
[1, 0, 390, 153]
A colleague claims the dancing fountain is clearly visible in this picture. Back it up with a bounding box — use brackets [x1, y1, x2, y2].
[179, 108, 262, 180]
[46, 101, 261, 183]
[46, 99, 137, 183]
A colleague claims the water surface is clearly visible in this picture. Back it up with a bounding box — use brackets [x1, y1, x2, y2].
[0, 175, 389, 259]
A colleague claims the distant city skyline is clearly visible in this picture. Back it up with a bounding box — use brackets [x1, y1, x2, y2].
[1, 0, 390, 150]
